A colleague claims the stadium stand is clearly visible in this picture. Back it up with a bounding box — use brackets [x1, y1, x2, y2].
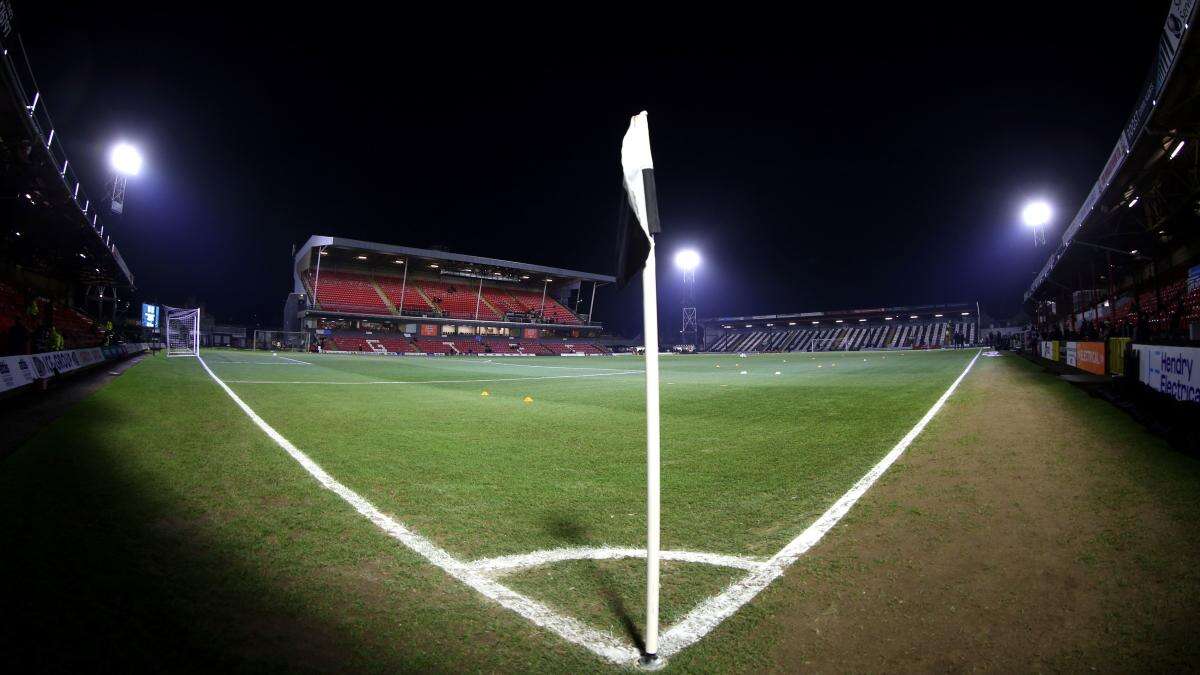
[1023, 0, 1200, 351]
[315, 329, 611, 356]
[289, 238, 615, 355]
[702, 304, 980, 353]
[0, 36, 133, 362]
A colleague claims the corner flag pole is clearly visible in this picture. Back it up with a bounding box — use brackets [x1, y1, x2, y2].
[642, 224, 662, 661]
[616, 110, 663, 663]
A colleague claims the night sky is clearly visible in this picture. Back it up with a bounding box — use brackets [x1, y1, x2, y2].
[16, 4, 1170, 337]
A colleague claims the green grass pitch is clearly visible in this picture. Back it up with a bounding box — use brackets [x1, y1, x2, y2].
[1, 347, 979, 670]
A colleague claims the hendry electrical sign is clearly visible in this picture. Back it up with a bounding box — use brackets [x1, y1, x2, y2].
[1135, 344, 1200, 403]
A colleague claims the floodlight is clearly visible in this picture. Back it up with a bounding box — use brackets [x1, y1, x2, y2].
[110, 143, 143, 176]
[674, 249, 701, 271]
[1021, 200, 1051, 227]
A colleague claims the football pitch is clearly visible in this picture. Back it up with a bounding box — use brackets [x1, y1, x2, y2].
[2, 347, 983, 669]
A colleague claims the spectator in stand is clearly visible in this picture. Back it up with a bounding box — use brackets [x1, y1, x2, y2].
[32, 303, 53, 353]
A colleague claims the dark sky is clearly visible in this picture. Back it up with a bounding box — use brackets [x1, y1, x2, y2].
[16, 3, 1171, 336]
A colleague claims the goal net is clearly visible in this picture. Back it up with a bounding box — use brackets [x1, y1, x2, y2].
[254, 330, 306, 351]
[164, 306, 200, 357]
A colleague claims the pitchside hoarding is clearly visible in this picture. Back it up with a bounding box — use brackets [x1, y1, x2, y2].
[1039, 341, 1104, 374]
[1039, 340, 1059, 361]
[0, 344, 151, 395]
[1072, 342, 1106, 376]
[1133, 344, 1200, 403]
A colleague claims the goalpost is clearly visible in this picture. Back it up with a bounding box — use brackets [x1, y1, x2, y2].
[164, 306, 200, 357]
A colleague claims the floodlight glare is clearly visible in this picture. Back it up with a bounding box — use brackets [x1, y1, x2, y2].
[1021, 200, 1051, 227]
[674, 249, 701, 271]
[110, 143, 143, 176]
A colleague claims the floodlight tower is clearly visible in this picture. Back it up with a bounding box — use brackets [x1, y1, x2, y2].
[108, 142, 143, 215]
[674, 249, 700, 348]
[1022, 200, 1051, 246]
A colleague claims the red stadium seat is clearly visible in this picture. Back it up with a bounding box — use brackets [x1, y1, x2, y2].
[309, 271, 390, 314]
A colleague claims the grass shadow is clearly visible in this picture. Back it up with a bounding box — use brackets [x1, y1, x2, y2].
[0, 383, 458, 672]
[541, 513, 646, 654]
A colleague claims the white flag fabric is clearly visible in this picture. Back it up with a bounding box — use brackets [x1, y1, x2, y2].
[622, 111, 655, 231]
[616, 111, 661, 288]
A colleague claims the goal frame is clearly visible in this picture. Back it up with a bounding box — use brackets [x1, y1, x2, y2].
[164, 306, 201, 357]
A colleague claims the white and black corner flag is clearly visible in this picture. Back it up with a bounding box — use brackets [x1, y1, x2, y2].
[618, 110, 664, 664]
[617, 111, 661, 288]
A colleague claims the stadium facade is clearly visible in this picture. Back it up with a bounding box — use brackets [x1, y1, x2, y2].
[285, 235, 617, 355]
[701, 302, 980, 352]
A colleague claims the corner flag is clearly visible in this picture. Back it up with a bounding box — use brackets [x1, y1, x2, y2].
[617, 111, 661, 289]
[618, 110, 663, 663]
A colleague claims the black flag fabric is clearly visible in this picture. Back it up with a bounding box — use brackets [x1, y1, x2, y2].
[616, 111, 660, 289]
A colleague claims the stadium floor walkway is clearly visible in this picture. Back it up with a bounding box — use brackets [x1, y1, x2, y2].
[0, 352, 146, 458]
[756, 353, 1200, 671]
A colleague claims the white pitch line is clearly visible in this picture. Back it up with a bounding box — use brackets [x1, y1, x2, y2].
[196, 355, 642, 666]
[194, 347, 980, 667]
[206, 361, 312, 366]
[483, 361, 641, 372]
[655, 348, 983, 658]
[468, 546, 763, 576]
[275, 355, 313, 365]
[222, 370, 642, 385]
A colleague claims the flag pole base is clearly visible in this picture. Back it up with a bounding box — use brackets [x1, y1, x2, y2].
[638, 653, 663, 670]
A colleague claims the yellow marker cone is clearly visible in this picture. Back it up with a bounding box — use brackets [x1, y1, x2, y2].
[481, 390, 490, 396]
[523, 396, 533, 404]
